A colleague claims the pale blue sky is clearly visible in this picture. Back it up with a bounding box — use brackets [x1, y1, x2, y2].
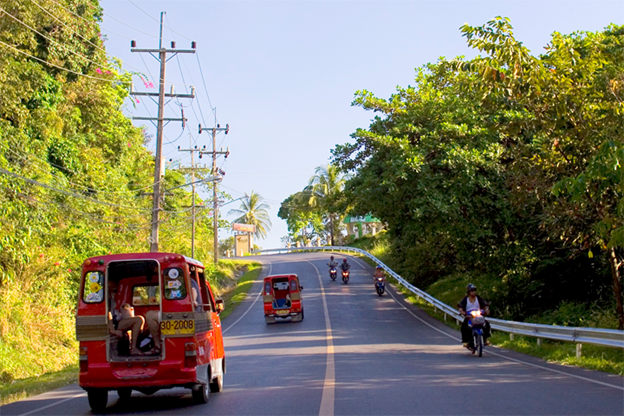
[100, 0, 621, 249]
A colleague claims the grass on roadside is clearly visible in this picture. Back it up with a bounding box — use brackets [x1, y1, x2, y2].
[395, 281, 624, 376]
[0, 364, 78, 406]
[215, 262, 262, 321]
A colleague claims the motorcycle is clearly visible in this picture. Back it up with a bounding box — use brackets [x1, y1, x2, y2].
[329, 266, 337, 281]
[467, 309, 487, 357]
[341, 270, 350, 284]
[375, 276, 385, 296]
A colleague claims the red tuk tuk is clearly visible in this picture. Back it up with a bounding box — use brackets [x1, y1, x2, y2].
[263, 274, 304, 324]
[76, 253, 225, 411]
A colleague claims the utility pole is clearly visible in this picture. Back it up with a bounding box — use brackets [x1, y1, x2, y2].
[177, 135, 209, 258]
[199, 123, 229, 263]
[130, 11, 196, 252]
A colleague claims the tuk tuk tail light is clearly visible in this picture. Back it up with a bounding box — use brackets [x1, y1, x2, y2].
[79, 346, 88, 372]
[185, 342, 197, 368]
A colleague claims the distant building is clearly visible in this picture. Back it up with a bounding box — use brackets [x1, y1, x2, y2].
[343, 214, 383, 241]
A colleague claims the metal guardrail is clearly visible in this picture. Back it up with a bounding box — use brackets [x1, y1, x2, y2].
[252, 246, 624, 352]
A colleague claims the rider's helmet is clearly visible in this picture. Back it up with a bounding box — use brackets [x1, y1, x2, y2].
[376, 265, 382, 269]
[330, 256, 334, 260]
[466, 283, 477, 293]
[343, 258, 347, 263]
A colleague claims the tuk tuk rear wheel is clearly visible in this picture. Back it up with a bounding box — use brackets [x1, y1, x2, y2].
[87, 388, 108, 412]
[192, 383, 209, 404]
[117, 388, 132, 399]
[209, 373, 224, 393]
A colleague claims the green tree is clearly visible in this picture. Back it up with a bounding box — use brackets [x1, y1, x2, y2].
[228, 191, 272, 239]
[333, 18, 624, 326]
[306, 164, 348, 245]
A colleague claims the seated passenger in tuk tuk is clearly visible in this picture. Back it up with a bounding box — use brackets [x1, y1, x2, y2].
[108, 280, 145, 355]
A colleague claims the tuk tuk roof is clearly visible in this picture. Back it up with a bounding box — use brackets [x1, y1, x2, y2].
[84, 252, 205, 268]
[263, 274, 299, 281]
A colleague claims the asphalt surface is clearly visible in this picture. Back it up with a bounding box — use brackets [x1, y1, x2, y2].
[2, 252, 623, 415]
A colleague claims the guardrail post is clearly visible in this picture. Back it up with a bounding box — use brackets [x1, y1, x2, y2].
[444, 313, 447, 322]
[537, 338, 542, 347]
[576, 343, 582, 359]
[510, 333, 514, 341]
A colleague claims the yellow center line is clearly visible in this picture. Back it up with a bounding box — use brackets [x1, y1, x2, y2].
[307, 260, 335, 416]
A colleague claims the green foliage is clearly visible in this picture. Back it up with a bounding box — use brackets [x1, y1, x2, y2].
[279, 164, 348, 245]
[333, 18, 624, 325]
[228, 191, 272, 239]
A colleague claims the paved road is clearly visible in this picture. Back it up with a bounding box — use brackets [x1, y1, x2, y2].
[2, 252, 623, 415]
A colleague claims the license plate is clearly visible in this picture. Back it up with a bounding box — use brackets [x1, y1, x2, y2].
[276, 310, 290, 316]
[160, 319, 195, 335]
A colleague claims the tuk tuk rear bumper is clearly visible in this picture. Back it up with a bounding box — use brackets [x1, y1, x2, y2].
[79, 361, 208, 389]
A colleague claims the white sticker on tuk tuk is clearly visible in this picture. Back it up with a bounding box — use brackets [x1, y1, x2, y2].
[86, 292, 102, 302]
[167, 280, 181, 289]
[88, 272, 100, 283]
[167, 269, 179, 279]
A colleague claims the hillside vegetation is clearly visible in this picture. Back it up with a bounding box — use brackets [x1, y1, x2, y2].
[0, 0, 220, 384]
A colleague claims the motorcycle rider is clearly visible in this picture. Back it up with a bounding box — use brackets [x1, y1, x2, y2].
[374, 265, 384, 281]
[340, 258, 350, 273]
[457, 284, 492, 348]
[328, 256, 338, 269]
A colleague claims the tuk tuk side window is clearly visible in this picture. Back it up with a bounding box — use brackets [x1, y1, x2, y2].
[83, 271, 105, 303]
[132, 284, 160, 306]
[163, 267, 187, 300]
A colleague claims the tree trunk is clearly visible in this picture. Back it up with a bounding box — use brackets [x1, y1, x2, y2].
[329, 215, 335, 246]
[608, 247, 624, 330]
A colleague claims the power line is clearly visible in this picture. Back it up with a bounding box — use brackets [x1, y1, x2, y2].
[0, 6, 115, 74]
[2, 185, 153, 229]
[0, 167, 152, 211]
[196, 52, 218, 125]
[0, 141, 166, 197]
[30, 0, 159, 85]
[0, 40, 119, 83]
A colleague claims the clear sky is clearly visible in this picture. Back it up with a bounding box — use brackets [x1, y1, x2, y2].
[99, 0, 621, 250]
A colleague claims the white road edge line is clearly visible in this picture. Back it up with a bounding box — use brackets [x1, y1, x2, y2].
[17, 392, 86, 416]
[222, 262, 272, 335]
[307, 260, 335, 416]
[369, 260, 624, 392]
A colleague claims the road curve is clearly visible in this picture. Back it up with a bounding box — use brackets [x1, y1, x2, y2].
[2, 252, 623, 415]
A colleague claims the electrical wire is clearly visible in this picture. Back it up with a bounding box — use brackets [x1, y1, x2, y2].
[0, 141, 166, 196]
[30, 0, 159, 85]
[0, 167, 152, 211]
[44, 0, 135, 40]
[0, 6, 115, 71]
[2, 185, 152, 229]
[142, 3, 193, 42]
[196, 52, 218, 125]
[0, 40, 118, 82]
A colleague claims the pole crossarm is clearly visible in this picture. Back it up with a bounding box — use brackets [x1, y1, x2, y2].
[132, 117, 187, 122]
[131, 48, 196, 54]
[130, 91, 195, 98]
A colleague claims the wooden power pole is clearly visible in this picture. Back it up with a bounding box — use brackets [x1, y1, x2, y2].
[198, 124, 229, 263]
[130, 12, 196, 252]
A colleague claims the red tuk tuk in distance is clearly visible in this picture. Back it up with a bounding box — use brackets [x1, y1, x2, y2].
[76, 253, 225, 411]
[263, 274, 304, 324]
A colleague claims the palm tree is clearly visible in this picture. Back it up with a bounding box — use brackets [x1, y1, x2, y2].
[306, 164, 348, 245]
[228, 191, 272, 239]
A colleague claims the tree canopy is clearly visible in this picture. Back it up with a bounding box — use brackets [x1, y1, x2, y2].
[332, 18, 624, 327]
